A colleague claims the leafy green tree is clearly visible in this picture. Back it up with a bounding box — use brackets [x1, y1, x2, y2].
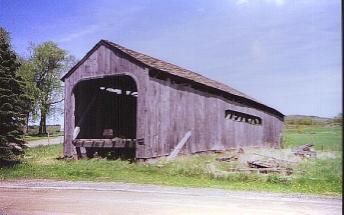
[26, 42, 75, 134]
[17, 59, 40, 132]
[0, 27, 29, 163]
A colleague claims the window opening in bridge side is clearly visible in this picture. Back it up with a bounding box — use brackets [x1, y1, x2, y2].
[225, 110, 262, 125]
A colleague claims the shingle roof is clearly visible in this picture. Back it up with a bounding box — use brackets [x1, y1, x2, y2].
[61, 40, 283, 117]
[104, 40, 255, 99]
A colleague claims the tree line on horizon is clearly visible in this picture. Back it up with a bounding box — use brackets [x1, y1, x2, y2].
[0, 26, 75, 163]
[285, 114, 342, 126]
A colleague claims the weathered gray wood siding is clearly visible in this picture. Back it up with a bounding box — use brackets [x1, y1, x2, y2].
[142, 76, 283, 159]
[63, 45, 284, 158]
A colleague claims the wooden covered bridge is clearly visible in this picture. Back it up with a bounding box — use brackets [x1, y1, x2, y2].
[61, 40, 284, 160]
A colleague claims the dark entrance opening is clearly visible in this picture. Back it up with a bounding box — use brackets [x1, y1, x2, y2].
[73, 75, 137, 160]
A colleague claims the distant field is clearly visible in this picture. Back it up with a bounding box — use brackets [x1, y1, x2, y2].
[23, 125, 63, 141]
[23, 132, 64, 141]
[26, 125, 62, 135]
[283, 126, 342, 151]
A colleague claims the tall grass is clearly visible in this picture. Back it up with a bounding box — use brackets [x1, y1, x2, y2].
[0, 125, 342, 196]
[0, 144, 341, 196]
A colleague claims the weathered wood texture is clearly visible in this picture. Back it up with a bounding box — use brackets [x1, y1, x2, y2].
[143, 76, 283, 158]
[63, 44, 284, 159]
[72, 138, 137, 148]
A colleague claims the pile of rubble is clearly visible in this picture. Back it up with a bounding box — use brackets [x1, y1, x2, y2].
[246, 159, 293, 175]
[215, 148, 244, 162]
[209, 144, 316, 177]
[292, 144, 317, 158]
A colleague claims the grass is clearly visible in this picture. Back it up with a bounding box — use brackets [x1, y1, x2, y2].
[23, 132, 63, 141]
[0, 125, 342, 196]
[283, 126, 342, 151]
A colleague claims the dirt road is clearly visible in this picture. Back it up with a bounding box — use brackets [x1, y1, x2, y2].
[0, 180, 341, 215]
[26, 136, 63, 147]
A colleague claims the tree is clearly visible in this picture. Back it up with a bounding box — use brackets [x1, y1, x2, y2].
[17, 59, 40, 133]
[0, 27, 29, 163]
[27, 42, 73, 134]
[333, 113, 342, 125]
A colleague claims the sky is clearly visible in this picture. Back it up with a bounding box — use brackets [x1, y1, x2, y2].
[0, 0, 342, 125]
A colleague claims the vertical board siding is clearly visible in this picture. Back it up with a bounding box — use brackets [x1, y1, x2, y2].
[144, 77, 283, 158]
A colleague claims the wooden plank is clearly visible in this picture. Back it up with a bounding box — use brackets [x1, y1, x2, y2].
[136, 68, 149, 158]
[72, 138, 137, 148]
[203, 92, 211, 151]
[188, 86, 197, 153]
[167, 131, 192, 161]
[159, 78, 170, 156]
[192, 87, 202, 153]
[168, 81, 178, 154]
[179, 84, 188, 154]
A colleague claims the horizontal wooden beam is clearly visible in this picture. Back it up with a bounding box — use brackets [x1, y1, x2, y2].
[72, 138, 144, 148]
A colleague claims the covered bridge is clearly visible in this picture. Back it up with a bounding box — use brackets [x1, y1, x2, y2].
[61, 40, 284, 160]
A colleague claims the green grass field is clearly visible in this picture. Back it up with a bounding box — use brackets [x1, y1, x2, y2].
[23, 132, 64, 141]
[1, 125, 342, 196]
[283, 126, 342, 151]
[23, 125, 63, 141]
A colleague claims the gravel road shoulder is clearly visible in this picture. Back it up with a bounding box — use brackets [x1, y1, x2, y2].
[0, 180, 341, 215]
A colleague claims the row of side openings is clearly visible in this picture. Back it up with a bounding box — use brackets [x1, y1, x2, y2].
[225, 109, 262, 125]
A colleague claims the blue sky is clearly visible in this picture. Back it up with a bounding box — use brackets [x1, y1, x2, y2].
[0, 0, 342, 124]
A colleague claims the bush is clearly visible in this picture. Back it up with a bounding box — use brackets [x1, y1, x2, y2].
[0, 27, 29, 164]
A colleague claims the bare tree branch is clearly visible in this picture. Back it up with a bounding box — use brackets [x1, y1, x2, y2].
[47, 98, 64, 105]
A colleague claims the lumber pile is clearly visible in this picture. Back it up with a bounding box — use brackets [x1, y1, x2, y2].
[292, 144, 317, 158]
[245, 159, 293, 175]
[213, 148, 295, 176]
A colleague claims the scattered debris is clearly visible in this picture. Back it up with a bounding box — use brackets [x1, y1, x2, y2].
[238, 148, 244, 154]
[215, 148, 244, 162]
[292, 144, 317, 158]
[247, 159, 279, 169]
[56, 155, 74, 161]
[208, 161, 294, 177]
[252, 153, 298, 163]
[216, 156, 236, 162]
[245, 159, 295, 175]
[227, 167, 293, 175]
